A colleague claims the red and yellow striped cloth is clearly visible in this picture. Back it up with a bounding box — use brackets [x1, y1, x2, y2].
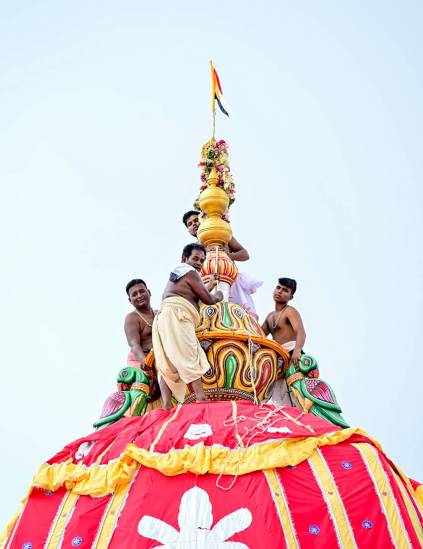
[2, 401, 422, 547]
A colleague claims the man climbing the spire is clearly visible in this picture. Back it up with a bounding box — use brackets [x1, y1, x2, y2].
[152, 243, 223, 409]
[262, 278, 306, 407]
[182, 210, 262, 314]
[124, 279, 155, 370]
[183, 210, 249, 262]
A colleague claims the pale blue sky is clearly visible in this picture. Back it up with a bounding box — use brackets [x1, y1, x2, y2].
[1, 1, 422, 522]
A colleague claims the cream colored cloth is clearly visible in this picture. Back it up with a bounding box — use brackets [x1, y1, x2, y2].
[282, 340, 296, 352]
[269, 340, 300, 408]
[152, 295, 210, 403]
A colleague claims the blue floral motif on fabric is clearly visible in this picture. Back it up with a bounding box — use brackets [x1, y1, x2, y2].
[362, 520, 373, 529]
[341, 461, 353, 470]
[309, 525, 320, 535]
[44, 489, 53, 496]
[22, 543, 32, 549]
[71, 537, 83, 546]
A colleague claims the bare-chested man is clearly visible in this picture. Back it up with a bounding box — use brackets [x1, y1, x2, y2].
[124, 279, 155, 370]
[262, 278, 306, 366]
[152, 243, 223, 409]
[182, 210, 263, 314]
[182, 210, 249, 262]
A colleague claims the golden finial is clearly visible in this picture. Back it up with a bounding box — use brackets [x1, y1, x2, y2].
[197, 168, 232, 247]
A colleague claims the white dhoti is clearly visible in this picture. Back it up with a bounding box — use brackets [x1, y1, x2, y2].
[270, 341, 300, 408]
[152, 296, 210, 403]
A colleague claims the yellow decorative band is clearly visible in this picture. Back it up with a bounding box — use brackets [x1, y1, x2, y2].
[145, 334, 290, 369]
[31, 428, 378, 498]
[286, 373, 304, 385]
[196, 332, 290, 358]
[130, 383, 149, 392]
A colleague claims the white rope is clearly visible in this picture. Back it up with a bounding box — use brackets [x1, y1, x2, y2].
[247, 337, 258, 405]
[215, 402, 313, 491]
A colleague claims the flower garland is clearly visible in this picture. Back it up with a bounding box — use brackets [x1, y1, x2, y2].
[193, 138, 236, 210]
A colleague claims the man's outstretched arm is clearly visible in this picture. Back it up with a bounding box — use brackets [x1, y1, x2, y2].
[228, 236, 250, 262]
[187, 271, 223, 305]
[287, 308, 306, 365]
[124, 314, 146, 368]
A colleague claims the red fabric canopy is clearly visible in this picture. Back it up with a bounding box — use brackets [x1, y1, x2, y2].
[3, 402, 422, 548]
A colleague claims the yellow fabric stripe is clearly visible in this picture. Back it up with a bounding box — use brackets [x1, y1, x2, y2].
[263, 470, 299, 548]
[308, 450, 357, 548]
[46, 492, 79, 548]
[387, 463, 423, 544]
[390, 462, 423, 513]
[149, 404, 182, 452]
[93, 466, 140, 548]
[1, 512, 20, 549]
[1, 487, 33, 549]
[31, 428, 382, 497]
[353, 443, 412, 548]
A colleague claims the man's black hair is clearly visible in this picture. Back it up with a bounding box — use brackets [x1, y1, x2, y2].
[278, 277, 297, 294]
[182, 243, 206, 259]
[126, 279, 147, 296]
[182, 210, 200, 227]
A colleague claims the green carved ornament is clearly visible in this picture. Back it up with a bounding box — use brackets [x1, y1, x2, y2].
[285, 354, 349, 429]
[93, 367, 151, 430]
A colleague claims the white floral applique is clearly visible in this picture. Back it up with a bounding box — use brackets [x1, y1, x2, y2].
[75, 441, 95, 461]
[266, 426, 292, 434]
[184, 423, 213, 440]
[138, 486, 252, 548]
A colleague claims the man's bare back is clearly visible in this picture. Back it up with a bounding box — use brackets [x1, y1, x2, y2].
[163, 270, 221, 310]
[161, 243, 223, 309]
[155, 244, 223, 408]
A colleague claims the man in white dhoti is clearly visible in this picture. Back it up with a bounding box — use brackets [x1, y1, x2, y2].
[152, 243, 223, 409]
